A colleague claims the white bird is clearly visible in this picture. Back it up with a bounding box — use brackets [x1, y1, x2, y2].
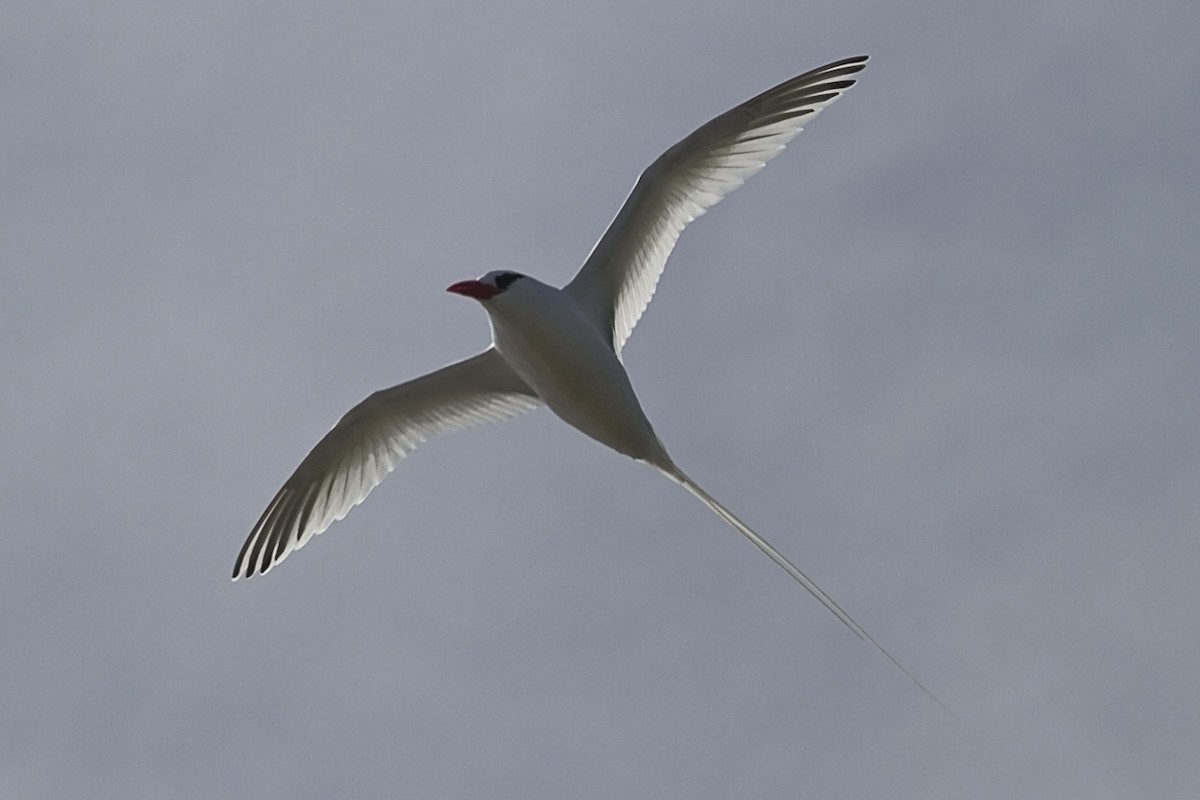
[235, 55, 944, 707]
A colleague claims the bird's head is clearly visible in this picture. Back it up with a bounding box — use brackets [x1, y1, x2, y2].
[446, 270, 528, 302]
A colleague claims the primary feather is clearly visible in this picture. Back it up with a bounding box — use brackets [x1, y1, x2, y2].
[233, 349, 538, 579]
[565, 55, 867, 353]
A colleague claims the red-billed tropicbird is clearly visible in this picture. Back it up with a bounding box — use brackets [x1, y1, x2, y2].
[234, 55, 944, 706]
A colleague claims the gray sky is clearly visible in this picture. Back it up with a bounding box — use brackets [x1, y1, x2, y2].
[4, 2, 1198, 798]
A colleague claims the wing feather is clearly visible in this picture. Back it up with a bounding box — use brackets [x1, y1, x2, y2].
[233, 348, 539, 579]
[565, 55, 868, 354]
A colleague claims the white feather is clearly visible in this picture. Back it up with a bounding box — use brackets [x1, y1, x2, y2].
[233, 349, 538, 579]
[565, 55, 868, 354]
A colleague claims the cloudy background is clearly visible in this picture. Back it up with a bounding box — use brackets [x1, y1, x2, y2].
[4, 1, 1198, 797]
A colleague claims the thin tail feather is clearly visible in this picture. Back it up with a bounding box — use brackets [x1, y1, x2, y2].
[656, 463, 950, 712]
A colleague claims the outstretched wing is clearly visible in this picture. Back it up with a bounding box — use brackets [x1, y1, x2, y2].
[234, 348, 539, 579]
[565, 55, 868, 354]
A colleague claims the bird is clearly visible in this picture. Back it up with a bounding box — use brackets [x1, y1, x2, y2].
[234, 55, 945, 707]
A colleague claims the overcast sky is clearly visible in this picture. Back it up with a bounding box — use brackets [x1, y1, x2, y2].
[4, 2, 1198, 798]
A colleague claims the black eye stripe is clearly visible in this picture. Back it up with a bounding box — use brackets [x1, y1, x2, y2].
[495, 272, 523, 290]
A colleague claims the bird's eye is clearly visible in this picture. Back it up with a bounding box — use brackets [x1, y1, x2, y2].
[494, 272, 522, 291]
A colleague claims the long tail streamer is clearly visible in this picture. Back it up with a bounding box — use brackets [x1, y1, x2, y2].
[658, 463, 950, 713]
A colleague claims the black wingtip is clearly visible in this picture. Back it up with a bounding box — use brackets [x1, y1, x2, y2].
[829, 54, 869, 75]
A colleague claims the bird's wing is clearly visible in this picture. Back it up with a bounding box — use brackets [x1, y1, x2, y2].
[564, 55, 867, 354]
[233, 348, 539, 579]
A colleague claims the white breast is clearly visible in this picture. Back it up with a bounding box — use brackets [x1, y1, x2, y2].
[485, 279, 667, 464]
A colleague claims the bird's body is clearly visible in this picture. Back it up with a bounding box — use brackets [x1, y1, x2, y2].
[485, 276, 666, 464]
[233, 55, 946, 707]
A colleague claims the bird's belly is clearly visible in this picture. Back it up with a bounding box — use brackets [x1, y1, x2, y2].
[492, 319, 664, 463]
